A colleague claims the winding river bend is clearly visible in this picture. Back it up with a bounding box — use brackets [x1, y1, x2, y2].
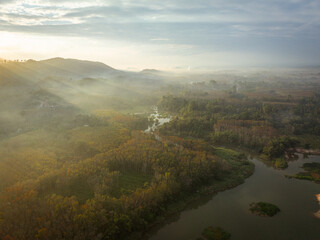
[149, 154, 320, 240]
[145, 106, 171, 133]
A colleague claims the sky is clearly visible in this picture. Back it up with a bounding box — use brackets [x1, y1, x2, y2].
[0, 0, 319, 70]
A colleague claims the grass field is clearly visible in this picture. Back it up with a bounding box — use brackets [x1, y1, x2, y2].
[213, 147, 246, 161]
[111, 172, 153, 198]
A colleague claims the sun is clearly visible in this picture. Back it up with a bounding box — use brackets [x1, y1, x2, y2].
[0, 31, 65, 60]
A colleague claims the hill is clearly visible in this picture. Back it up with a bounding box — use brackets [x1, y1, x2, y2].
[0, 58, 162, 139]
[0, 58, 118, 81]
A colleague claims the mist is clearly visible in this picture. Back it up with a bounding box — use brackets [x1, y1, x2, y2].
[1, 1, 320, 239]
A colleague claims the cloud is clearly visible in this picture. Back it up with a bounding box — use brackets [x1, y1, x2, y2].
[151, 38, 170, 41]
[0, 0, 319, 68]
[1, 1, 319, 35]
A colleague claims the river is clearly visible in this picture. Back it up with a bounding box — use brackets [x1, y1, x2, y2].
[148, 154, 320, 240]
[145, 106, 171, 133]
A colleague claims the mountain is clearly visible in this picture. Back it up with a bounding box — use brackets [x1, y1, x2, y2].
[140, 69, 162, 74]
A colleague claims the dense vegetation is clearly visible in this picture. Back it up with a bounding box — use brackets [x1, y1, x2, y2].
[0, 109, 253, 240]
[198, 226, 231, 240]
[262, 136, 300, 169]
[249, 202, 280, 217]
[289, 162, 320, 183]
[158, 90, 320, 168]
[0, 59, 319, 239]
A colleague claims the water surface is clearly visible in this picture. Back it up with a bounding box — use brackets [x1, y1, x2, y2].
[149, 154, 320, 240]
[145, 106, 171, 133]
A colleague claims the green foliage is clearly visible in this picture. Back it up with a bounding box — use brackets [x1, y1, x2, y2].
[291, 162, 320, 183]
[263, 136, 300, 159]
[160, 117, 214, 138]
[201, 226, 231, 240]
[297, 135, 320, 150]
[0, 112, 223, 240]
[274, 158, 288, 169]
[109, 172, 153, 198]
[249, 202, 280, 217]
[212, 120, 277, 149]
[213, 147, 245, 161]
[158, 91, 320, 151]
[2, 78, 320, 239]
[158, 95, 188, 113]
[53, 175, 94, 203]
[211, 131, 239, 145]
[302, 162, 320, 173]
[293, 173, 315, 181]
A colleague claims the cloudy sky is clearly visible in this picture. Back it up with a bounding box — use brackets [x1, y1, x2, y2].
[0, 0, 319, 70]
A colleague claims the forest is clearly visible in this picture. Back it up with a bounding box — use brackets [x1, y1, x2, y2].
[0, 110, 252, 240]
[0, 59, 319, 239]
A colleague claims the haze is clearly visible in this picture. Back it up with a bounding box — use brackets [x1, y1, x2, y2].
[1, 1, 320, 240]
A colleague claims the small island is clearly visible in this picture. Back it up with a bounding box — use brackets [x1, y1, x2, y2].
[274, 157, 288, 169]
[197, 226, 231, 240]
[249, 202, 280, 217]
[290, 162, 320, 183]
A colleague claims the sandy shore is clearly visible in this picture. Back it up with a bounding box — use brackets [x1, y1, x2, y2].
[314, 194, 320, 219]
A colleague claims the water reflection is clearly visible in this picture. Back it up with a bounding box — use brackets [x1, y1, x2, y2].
[145, 106, 171, 133]
[149, 155, 320, 240]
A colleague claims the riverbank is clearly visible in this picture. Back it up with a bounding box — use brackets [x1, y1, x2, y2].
[288, 148, 320, 155]
[314, 194, 320, 219]
[135, 149, 255, 240]
[148, 154, 320, 240]
[136, 110, 255, 240]
[286, 162, 320, 183]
